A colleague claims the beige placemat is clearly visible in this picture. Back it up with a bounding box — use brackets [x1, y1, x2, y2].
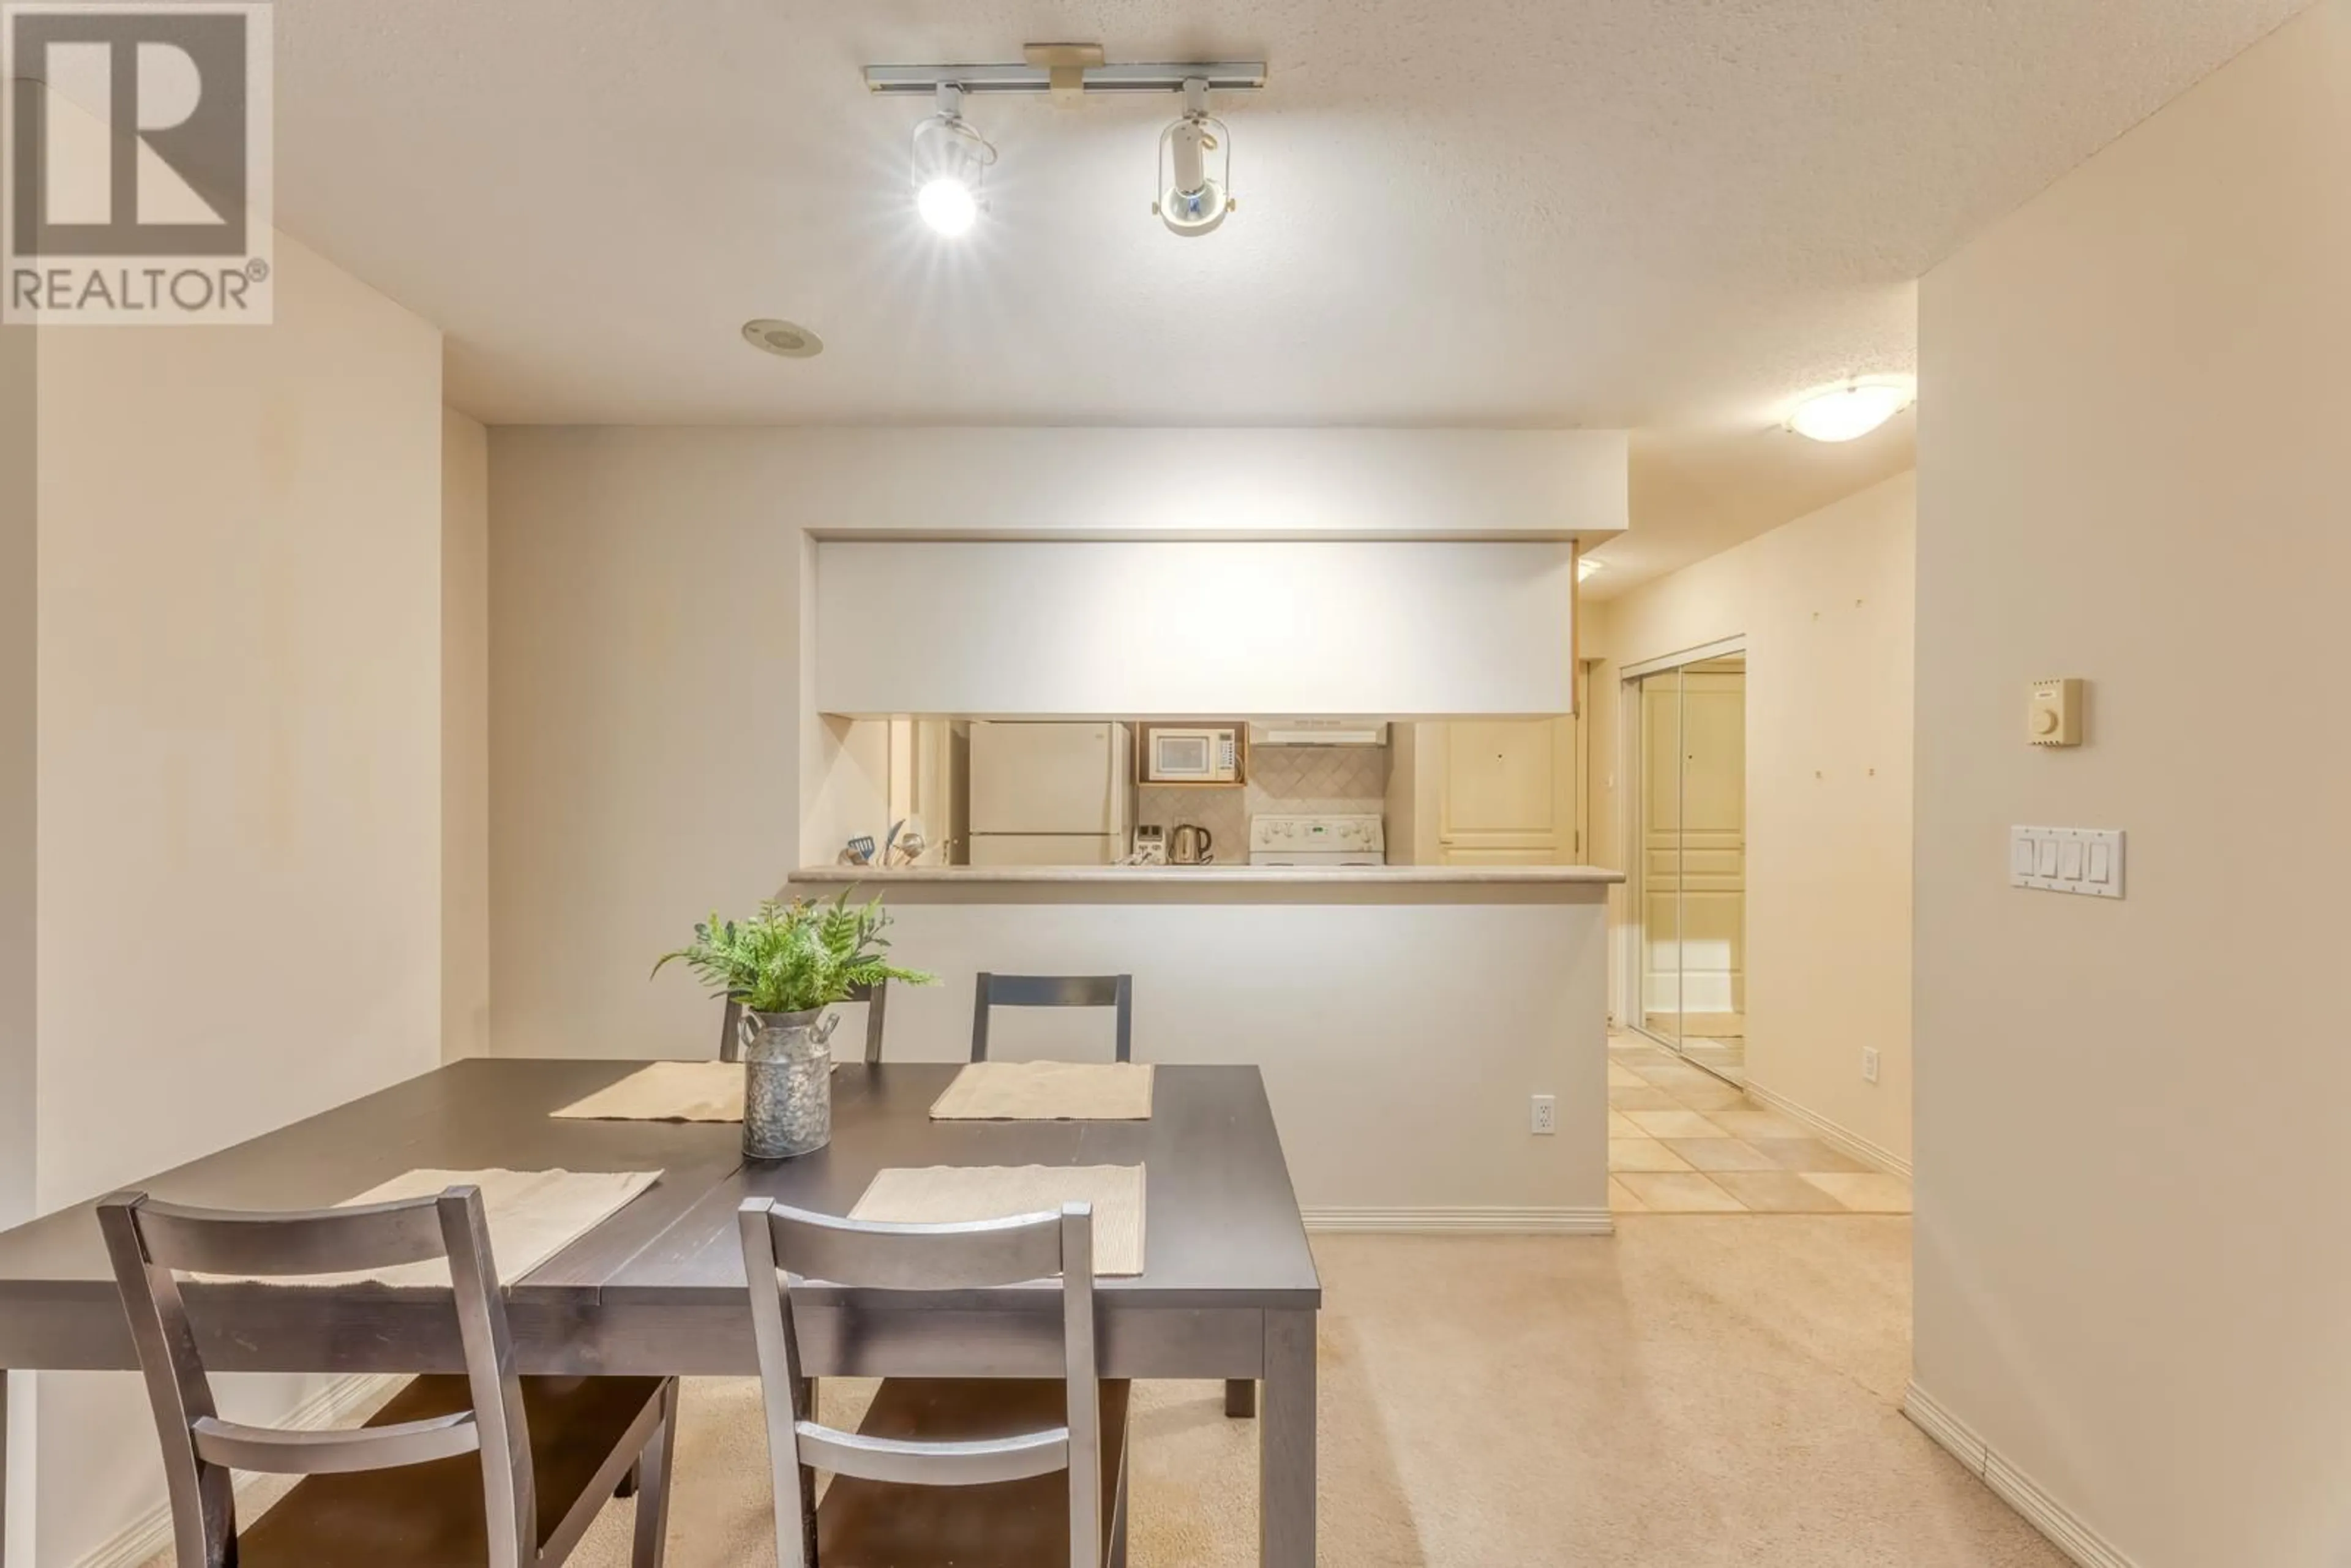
[929, 1061, 1156, 1122]
[202, 1167, 662, 1287]
[849, 1164, 1146, 1277]
[550, 1060, 747, 1122]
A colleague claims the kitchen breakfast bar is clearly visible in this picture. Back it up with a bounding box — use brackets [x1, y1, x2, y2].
[787, 862, 1622, 1231]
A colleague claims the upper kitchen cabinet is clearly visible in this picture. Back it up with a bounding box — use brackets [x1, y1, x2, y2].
[1434, 717, 1583, 863]
[813, 539, 1579, 717]
[1385, 661, 1593, 866]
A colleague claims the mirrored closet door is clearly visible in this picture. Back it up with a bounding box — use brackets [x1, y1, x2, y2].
[1625, 647, 1747, 1084]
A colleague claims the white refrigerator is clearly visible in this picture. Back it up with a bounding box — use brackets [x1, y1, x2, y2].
[967, 722, 1133, 866]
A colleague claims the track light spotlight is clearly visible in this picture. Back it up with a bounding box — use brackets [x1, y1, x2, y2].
[910, 83, 996, 236]
[1155, 78, 1234, 237]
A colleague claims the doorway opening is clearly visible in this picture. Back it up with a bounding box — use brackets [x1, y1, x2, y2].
[1623, 639, 1747, 1084]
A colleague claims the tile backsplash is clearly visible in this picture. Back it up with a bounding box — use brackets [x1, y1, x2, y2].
[1138, 744, 1390, 863]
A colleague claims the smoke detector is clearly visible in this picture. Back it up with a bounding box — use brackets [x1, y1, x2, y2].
[741, 318, 824, 359]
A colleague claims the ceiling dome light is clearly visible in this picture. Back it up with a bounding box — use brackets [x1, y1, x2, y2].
[910, 83, 996, 236]
[1155, 77, 1234, 237]
[1786, 378, 1915, 443]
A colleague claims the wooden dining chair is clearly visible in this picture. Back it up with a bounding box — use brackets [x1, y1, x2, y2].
[96, 1185, 680, 1568]
[969, 973, 1134, 1062]
[737, 1198, 1130, 1568]
[721, 978, 890, 1063]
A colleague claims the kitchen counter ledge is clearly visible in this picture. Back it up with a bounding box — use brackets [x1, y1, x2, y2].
[787, 863, 1622, 888]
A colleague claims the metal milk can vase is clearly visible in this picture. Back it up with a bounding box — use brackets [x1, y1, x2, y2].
[738, 1007, 838, 1160]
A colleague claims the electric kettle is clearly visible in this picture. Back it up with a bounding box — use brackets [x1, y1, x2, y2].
[1169, 823, 1213, 865]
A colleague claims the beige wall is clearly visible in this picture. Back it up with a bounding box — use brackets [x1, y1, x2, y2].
[489, 429, 803, 1059]
[1913, 6, 2350, 1562]
[443, 409, 492, 1062]
[2, 324, 32, 1230]
[485, 426, 1627, 541]
[1588, 472, 1914, 1166]
[31, 234, 444, 1565]
[1, 309, 32, 1566]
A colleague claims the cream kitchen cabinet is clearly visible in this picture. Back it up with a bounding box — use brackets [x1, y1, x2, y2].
[1430, 714, 1583, 865]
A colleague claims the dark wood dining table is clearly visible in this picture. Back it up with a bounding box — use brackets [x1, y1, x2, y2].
[0, 1057, 1322, 1566]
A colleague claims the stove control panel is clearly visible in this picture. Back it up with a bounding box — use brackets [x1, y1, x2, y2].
[1249, 814, 1386, 853]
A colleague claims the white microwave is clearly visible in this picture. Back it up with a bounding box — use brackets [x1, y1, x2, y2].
[1146, 727, 1239, 783]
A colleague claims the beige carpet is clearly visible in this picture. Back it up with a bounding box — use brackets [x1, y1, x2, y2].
[555, 1219, 2067, 1567]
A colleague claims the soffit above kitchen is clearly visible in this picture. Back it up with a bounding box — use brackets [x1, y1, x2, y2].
[769, 428, 1626, 542]
[269, 0, 2306, 590]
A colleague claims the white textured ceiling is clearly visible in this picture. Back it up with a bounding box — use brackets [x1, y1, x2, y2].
[271, 0, 2303, 591]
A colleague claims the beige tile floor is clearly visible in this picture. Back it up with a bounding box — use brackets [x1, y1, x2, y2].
[1609, 1033, 1911, 1214]
[1638, 1013, 1749, 1082]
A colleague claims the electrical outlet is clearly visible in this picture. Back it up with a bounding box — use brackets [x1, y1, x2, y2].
[1862, 1048, 1880, 1085]
[1529, 1094, 1557, 1135]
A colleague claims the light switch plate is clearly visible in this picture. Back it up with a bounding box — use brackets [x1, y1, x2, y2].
[2010, 825, 2124, 898]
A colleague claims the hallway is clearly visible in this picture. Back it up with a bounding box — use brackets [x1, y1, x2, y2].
[1609, 1035, 1913, 1214]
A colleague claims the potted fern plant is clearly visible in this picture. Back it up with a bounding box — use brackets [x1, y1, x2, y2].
[653, 891, 933, 1159]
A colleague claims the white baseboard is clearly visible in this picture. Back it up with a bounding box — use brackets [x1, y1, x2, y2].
[1903, 1382, 2135, 1568]
[77, 1372, 405, 1568]
[1742, 1079, 1912, 1179]
[1302, 1206, 1613, 1236]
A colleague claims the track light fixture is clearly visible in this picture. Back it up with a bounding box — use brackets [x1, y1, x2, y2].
[910, 83, 997, 237]
[868, 48, 1265, 239]
[1156, 78, 1234, 237]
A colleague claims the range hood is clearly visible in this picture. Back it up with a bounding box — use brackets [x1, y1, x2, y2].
[1247, 719, 1391, 747]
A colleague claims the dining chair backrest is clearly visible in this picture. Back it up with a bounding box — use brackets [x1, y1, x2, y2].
[736, 1198, 1106, 1568]
[969, 973, 1133, 1062]
[96, 1185, 537, 1568]
[720, 980, 890, 1065]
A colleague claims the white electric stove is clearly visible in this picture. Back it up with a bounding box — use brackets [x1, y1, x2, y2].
[1248, 812, 1386, 867]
